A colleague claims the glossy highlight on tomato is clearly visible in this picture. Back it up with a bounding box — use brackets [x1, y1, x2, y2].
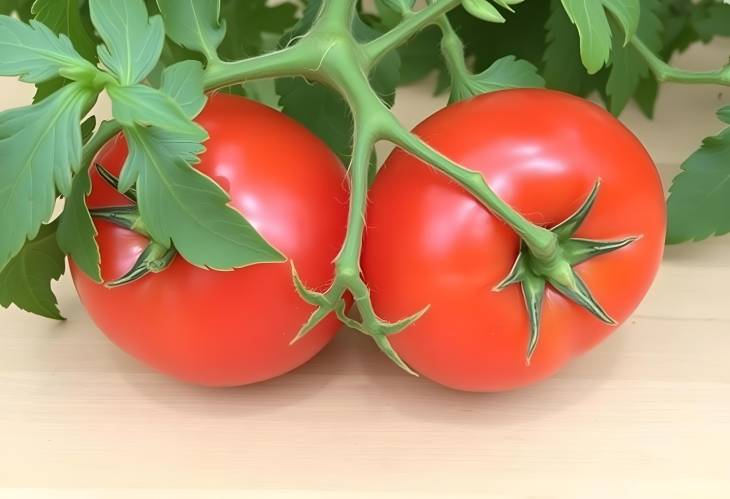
[70, 93, 348, 387]
[363, 89, 666, 392]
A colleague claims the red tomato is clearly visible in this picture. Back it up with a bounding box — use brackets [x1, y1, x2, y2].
[363, 89, 665, 391]
[71, 93, 348, 387]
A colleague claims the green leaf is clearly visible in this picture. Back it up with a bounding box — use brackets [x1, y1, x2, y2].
[605, 0, 662, 115]
[450, 55, 544, 103]
[159, 60, 207, 118]
[0, 15, 94, 83]
[666, 107, 730, 243]
[31, 0, 97, 62]
[108, 84, 204, 142]
[0, 82, 92, 270]
[0, 0, 33, 20]
[544, 0, 590, 94]
[217, 0, 298, 61]
[462, 0, 506, 23]
[276, 79, 353, 162]
[57, 119, 115, 284]
[0, 220, 65, 320]
[90, 0, 164, 85]
[559, 0, 640, 74]
[693, 3, 730, 39]
[57, 162, 101, 282]
[120, 125, 285, 269]
[396, 26, 446, 86]
[156, 0, 225, 61]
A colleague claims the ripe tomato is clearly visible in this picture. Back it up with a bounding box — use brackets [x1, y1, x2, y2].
[363, 89, 665, 391]
[70, 93, 348, 387]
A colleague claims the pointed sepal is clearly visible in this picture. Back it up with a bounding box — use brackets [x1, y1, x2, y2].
[563, 236, 639, 265]
[89, 205, 148, 236]
[493, 250, 527, 291]
[552, 180, 601, 240]
[520, 270, 546, 362]
[95, 163, 138, 202]
[105, 241, 176, 287]
[547, 269, 616, 325]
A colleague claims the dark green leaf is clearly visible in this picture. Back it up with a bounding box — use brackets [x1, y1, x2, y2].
[396, 27, 446, 87]
[0, 82, 93, 270]
[218, 0, 298, 60]
[0, 0, 33, 19]
[544, 0, 591, 94]
[31, 0, 97, 61]
[693, 3, 730, 39]
[276, 78, 353, 162]
[666, 107, 730, 243]
[90, 0, 164, 85]
[0, 220, 65, 320]
[605, 0, 662, 115]
[157, 0, 225, 61]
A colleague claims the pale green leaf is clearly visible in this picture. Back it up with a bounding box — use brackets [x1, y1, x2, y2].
[157, 0, 225, 61]
[0, 82, 92, 270]
[463, 0, 505, 23]
[0, 15, 93, 83]
[560, 0, 640, 74]
[160, 60, 207, 118]
[0, 219, 65, 320]
[121, 126, 285, 269]
[108, 83, 204, 140]
[90, 0, 164, 84]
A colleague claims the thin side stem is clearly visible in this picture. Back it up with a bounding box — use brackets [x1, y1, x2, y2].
[631, 37, 730, 85]
[316, 0, 358, 31]
[363, 0, 462, 67]
[384, 125, 559, 260]
[335, 127, 375, 275]
[203, 44, 318, 90]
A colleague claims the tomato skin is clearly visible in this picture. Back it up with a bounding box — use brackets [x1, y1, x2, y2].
[362, 89, 665, 392]
[70, 93, 348, 387]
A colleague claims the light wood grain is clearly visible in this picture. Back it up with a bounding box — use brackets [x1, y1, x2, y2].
[1, 39, 730, 499]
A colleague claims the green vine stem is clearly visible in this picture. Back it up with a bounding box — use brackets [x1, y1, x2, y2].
[631, 37, 730, 86]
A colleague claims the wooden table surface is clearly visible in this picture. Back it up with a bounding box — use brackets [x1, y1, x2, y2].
[1, 39, 730, 499]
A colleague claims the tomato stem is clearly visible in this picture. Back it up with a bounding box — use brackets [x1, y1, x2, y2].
[363, 0, 462, 68]
[631, 37, 730, 86]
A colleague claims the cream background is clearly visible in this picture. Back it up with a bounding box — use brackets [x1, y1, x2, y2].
[1, 35, 729, 498]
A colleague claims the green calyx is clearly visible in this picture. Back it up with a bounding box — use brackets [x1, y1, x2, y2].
[105, 241, 176, 288]
[494, 181, 639, 361]
[89, 162, 178, 287]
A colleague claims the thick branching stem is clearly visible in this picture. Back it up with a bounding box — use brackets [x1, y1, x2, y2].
[631, 37, 730, 86]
